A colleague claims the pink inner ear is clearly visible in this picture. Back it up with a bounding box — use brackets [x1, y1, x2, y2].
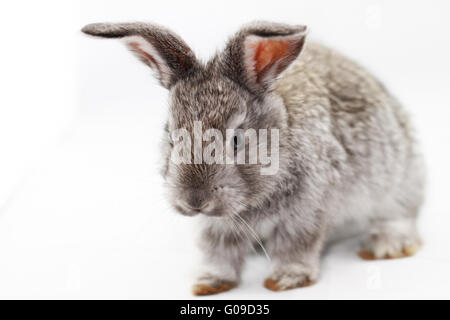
[129, 41, 158, 66]
[250, 39, 292, 74]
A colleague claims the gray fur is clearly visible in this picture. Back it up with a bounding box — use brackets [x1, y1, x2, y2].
[82, 21, 425, 293]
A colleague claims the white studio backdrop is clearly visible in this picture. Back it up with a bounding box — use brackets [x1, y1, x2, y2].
[0, 0, 449, 298]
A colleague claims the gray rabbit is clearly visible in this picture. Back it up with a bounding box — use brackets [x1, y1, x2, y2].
[82, 21, 425, 295]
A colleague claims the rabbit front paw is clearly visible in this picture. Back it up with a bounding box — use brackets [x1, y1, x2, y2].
[192, 274, 237, 296]
[264, 264, 317, 291]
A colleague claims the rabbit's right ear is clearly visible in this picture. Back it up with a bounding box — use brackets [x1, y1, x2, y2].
[218, 21, 307, 96]
[82, 22, 199, 89]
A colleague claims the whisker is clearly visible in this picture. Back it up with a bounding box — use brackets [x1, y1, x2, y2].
[224, 215, 243, 244]
[232, 211, 272, 263]
[228, 214, 258, 254]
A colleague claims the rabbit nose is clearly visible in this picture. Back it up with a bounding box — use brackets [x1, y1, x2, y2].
[186, 194, 208, 211]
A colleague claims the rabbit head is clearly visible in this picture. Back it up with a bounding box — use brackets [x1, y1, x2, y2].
[82, 21, 307, 217]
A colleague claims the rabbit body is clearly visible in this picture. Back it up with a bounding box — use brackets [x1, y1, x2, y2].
[196, 40, 424, 293]
[275, 41, 425, 243]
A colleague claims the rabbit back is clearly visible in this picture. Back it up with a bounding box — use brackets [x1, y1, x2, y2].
[275, 41, 425, 239]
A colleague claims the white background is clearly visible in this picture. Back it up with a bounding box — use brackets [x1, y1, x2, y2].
[0, 0, 449, 299]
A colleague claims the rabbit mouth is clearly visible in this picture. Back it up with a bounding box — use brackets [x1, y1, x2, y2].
[174, 200, 221, 217]
[174, 204, 200, 217]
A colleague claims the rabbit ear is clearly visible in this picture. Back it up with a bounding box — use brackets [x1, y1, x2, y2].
[219, 21, 307, 96]
[82, 22, 199, 89]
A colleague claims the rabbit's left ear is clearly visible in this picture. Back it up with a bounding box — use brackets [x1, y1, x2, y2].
[219, 21, 307, 96]
[82, 22, 199, 89]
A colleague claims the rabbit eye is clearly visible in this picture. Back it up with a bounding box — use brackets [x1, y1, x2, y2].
[231, 131, 244, 151]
